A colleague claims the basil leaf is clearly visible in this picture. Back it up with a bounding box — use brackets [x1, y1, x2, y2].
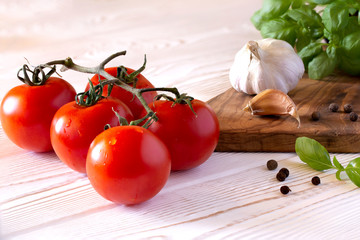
[340, 31, 360, 59]
[306, 2, 317, 9]
[308, 51, 337, 79]
[298, 42, 323, 68]
[287, 7, 322, 28]
[251, 10, 264, 30]
[251, 0, 292, 28]
[339, 54, 360, 76]
[295, 137, 334, 171]
[260, 0, 292, 20]
[323, 28, 331, 40]
[309, 0, 335, 4]
[296, 31, 312, 53]
[325, 31, 341, 46]
[345, 158, 360, 187]
[261, 18, 298, 46]
[326, 44, 338, 59]
[336, 170, 342, 181]
[311, 27, 324, 39]
[322, 3, 349, 33]
[341, 17, 360, 39]
[251, 0, 292, 30]
[333, 156, 344, 170]
[291, 0, 303, 9]
[338, 31, 360, 75]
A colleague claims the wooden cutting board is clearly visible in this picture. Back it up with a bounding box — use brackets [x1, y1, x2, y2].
[207, 74, 360, 153]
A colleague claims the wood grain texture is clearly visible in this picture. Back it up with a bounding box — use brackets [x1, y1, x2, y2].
[1, 0, 360, 239]
[208, 74, 360, 152]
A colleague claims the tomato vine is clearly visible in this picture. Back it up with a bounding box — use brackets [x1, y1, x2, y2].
[44, 51, 192, 124]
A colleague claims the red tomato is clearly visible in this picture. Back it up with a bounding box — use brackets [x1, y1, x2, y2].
[86, 125, 171, 205]
[145, 99, 219, 171]
[50, 97, 133, 173]
[87, 67, 157, 119]
[0, 77, 76, 152]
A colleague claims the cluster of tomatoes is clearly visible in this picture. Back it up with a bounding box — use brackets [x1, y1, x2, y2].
[0, 56, 219, 205]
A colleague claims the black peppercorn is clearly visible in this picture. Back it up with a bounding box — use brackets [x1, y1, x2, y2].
[267, 159, 278, 170]
[344, 104, 353, 113]
[350, 112, 358, 122]
[329, 103, 339, 112]
[311, 176, 321, 185]
[311, 111, 320, 121]
[276, 172, 287, 182]
[280, 186, 291, 194]
[279, 168, 290, 178]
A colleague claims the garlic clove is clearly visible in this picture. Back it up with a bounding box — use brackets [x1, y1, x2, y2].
[243, 89, 300, 127]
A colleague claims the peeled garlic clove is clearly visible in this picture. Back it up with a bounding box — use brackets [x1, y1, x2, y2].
[243, 89, 300, 127]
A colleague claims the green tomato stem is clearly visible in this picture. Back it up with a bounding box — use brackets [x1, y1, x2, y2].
[140, 87, 181, 99]
[45, 51, 183, 120]
[130, 111, 158, 128]
[98, 70, 154, 114]
[17, 64, 57, 86]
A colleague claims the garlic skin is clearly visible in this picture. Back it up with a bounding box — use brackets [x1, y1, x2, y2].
[229, 38, 305, 95]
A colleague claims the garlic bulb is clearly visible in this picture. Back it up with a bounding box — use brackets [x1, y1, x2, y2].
[229, 38, 305, 95]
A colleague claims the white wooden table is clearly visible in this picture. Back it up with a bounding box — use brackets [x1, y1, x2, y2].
[1, 0, 360, 239]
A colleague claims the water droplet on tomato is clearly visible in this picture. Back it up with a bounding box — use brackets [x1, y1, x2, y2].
[66, 119, 72, 127]
[109, 138, 117, 145]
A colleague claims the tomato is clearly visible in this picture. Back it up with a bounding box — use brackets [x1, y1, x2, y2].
[50, 97, 133, 173]
[0, 77, 76, 152]
[86, 125, 171, 205]
[87, 67, 157, 119]
[145, 99, 219, 171]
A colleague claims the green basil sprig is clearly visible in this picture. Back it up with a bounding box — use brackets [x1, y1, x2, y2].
[295, 137, 360, 187]
[251, 0, 360, 79]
